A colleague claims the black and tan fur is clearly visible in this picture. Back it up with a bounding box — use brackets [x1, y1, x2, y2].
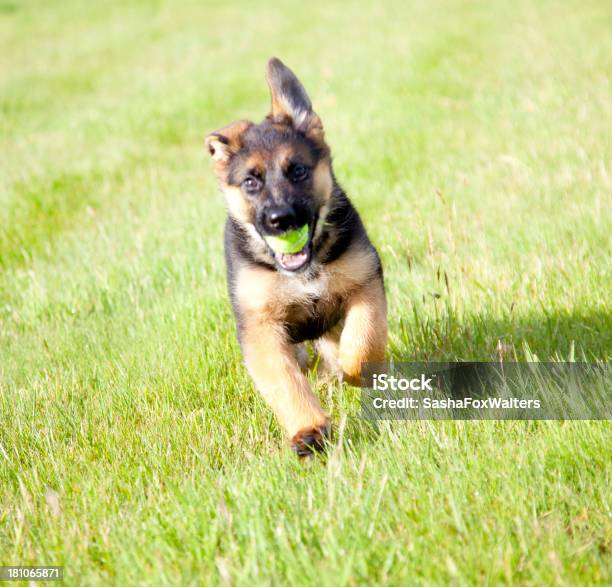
[205, 58, 387, 456]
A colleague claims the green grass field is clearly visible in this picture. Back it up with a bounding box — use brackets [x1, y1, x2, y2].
[1, 0, 611, 584]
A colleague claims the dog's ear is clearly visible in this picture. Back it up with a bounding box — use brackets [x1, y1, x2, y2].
[205, 119, 252, 169]
[266, 58, 324, 141]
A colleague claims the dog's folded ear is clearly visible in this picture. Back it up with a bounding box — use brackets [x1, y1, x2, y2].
[205, 119, 252, 167]
[266, 58, 324, 141]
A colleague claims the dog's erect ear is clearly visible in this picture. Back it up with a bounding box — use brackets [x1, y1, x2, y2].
[266, 58, 324, 140]
[205, 119, 252, 168]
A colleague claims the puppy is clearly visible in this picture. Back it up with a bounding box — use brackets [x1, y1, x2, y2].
[205, 58, 387, 456]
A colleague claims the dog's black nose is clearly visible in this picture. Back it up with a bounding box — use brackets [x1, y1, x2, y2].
[267, 205, 297, 232]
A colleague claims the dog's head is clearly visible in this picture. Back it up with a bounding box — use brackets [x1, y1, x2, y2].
[206, 58, 333, 272]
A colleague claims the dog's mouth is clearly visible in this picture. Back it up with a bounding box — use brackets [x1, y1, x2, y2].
[275, 244, 311, 271]
[263, 223, 313, 272]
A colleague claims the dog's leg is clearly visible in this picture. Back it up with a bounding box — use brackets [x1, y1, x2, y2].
[338, 278, 387, 385]
[241, 319, 330, 456]
[294, 343, 310, 373]
[314, 322, 342, 380]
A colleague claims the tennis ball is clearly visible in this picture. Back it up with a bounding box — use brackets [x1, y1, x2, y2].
[264, 224, 309, 254]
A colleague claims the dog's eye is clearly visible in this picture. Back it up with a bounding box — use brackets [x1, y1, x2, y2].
[289, 164, 309, 183]
[242, 176, 261, 193]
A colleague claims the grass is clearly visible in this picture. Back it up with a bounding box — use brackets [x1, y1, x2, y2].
[0, 0, 610, 584]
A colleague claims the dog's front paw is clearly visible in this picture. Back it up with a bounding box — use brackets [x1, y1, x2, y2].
[290, 422, 331, 458]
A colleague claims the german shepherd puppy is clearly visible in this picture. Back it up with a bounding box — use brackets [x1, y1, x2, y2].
[205, 58, 387, 456]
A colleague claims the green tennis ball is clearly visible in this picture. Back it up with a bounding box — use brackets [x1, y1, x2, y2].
[264, 224, 309, 254]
